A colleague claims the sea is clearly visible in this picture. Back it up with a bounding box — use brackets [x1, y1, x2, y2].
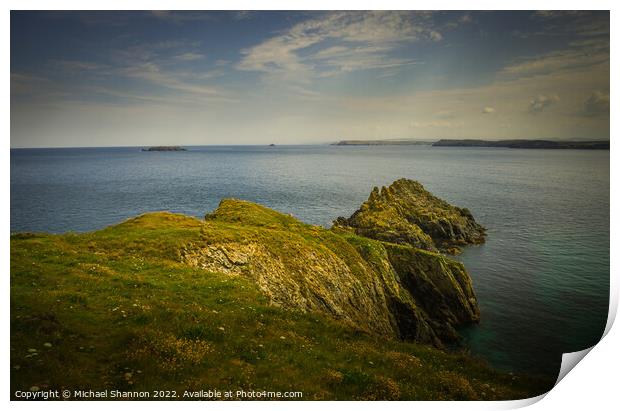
[10, 145, 610, 377]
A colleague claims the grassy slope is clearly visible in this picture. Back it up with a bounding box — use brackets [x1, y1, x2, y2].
[11, 211, 553, 400]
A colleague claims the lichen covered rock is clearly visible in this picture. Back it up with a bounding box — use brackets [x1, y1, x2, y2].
[181, 198, 480, 346]
[334, 179, 486, 253]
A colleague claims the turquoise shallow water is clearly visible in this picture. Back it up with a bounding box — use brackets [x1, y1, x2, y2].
[10, 145, 609, 376]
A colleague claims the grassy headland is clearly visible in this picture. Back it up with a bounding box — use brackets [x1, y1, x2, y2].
[11, 203, 553, 400]
[11, 180, 552, 400]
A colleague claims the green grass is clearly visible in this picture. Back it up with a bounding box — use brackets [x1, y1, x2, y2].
[11, 211, 553, 400]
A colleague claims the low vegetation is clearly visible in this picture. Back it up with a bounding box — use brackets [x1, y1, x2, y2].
[11, 209, 553, 400]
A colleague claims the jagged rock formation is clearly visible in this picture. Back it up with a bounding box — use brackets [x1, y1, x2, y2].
[334, 179, 486, 254]
[181, 196, 480, 346]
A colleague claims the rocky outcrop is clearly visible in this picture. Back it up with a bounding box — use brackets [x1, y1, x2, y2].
[180, 196, 480, 346]
[334, 179, 485, 254]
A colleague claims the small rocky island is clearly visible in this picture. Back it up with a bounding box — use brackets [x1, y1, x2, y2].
[141, 146, 187, 151]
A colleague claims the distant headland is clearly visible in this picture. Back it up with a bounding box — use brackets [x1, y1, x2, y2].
[141, 146, 187, 151]
[432, 139, 609, 150]
[332, 138, 609, 149]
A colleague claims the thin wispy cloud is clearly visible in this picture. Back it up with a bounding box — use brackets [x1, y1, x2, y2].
[237, 11, 440, 82]
[500, 48, 608, 79]
[582, 91, 610, 117]
[174, 52, 205, 61]
[499, 24, 609, 80]
[529, 10, 609, 37]
[434, 110, 456, 119]
[11, 73, 53, 96]
[528, 94, 560, 114]
[120, 63, 219, 95]
[49, 60, 106, 72]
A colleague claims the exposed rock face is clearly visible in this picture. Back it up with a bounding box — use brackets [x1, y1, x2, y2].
[384, 244, 479, 342]
[334, 179, 486, 254]
[180, 197, 480, 346]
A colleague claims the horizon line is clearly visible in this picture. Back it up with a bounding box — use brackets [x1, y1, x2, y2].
[10, 137, 612, 150]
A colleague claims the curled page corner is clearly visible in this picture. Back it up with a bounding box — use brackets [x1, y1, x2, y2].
[499, 347, 595, 409]
[504, 286, 617, 409]
[540, 267, 619, 399]
[554, 346, 594, 386]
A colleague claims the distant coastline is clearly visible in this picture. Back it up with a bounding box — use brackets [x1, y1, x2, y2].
[332, 139, 433, 146]
[141, 146, 187, 151]
[432, 139, 609, 150]
[332, 138, 609, 149]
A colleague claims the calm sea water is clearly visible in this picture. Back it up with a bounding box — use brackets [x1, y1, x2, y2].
[10, 145, 609, 376]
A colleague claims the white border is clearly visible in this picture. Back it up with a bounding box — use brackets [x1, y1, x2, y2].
[4, 1, 616, 409]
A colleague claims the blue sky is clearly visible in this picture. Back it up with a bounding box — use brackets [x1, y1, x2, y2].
[11, 11, 610, 147]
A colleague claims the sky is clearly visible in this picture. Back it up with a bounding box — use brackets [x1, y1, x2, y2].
[10, 10, 610, 148]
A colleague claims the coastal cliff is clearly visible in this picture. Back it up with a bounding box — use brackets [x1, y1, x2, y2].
[334, 179, 486, 254]
[10, 180, 552, 399]
[180, 197, 479, 345]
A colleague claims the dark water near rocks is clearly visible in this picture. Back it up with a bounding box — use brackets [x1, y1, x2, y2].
[10, 145, 609, 377]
